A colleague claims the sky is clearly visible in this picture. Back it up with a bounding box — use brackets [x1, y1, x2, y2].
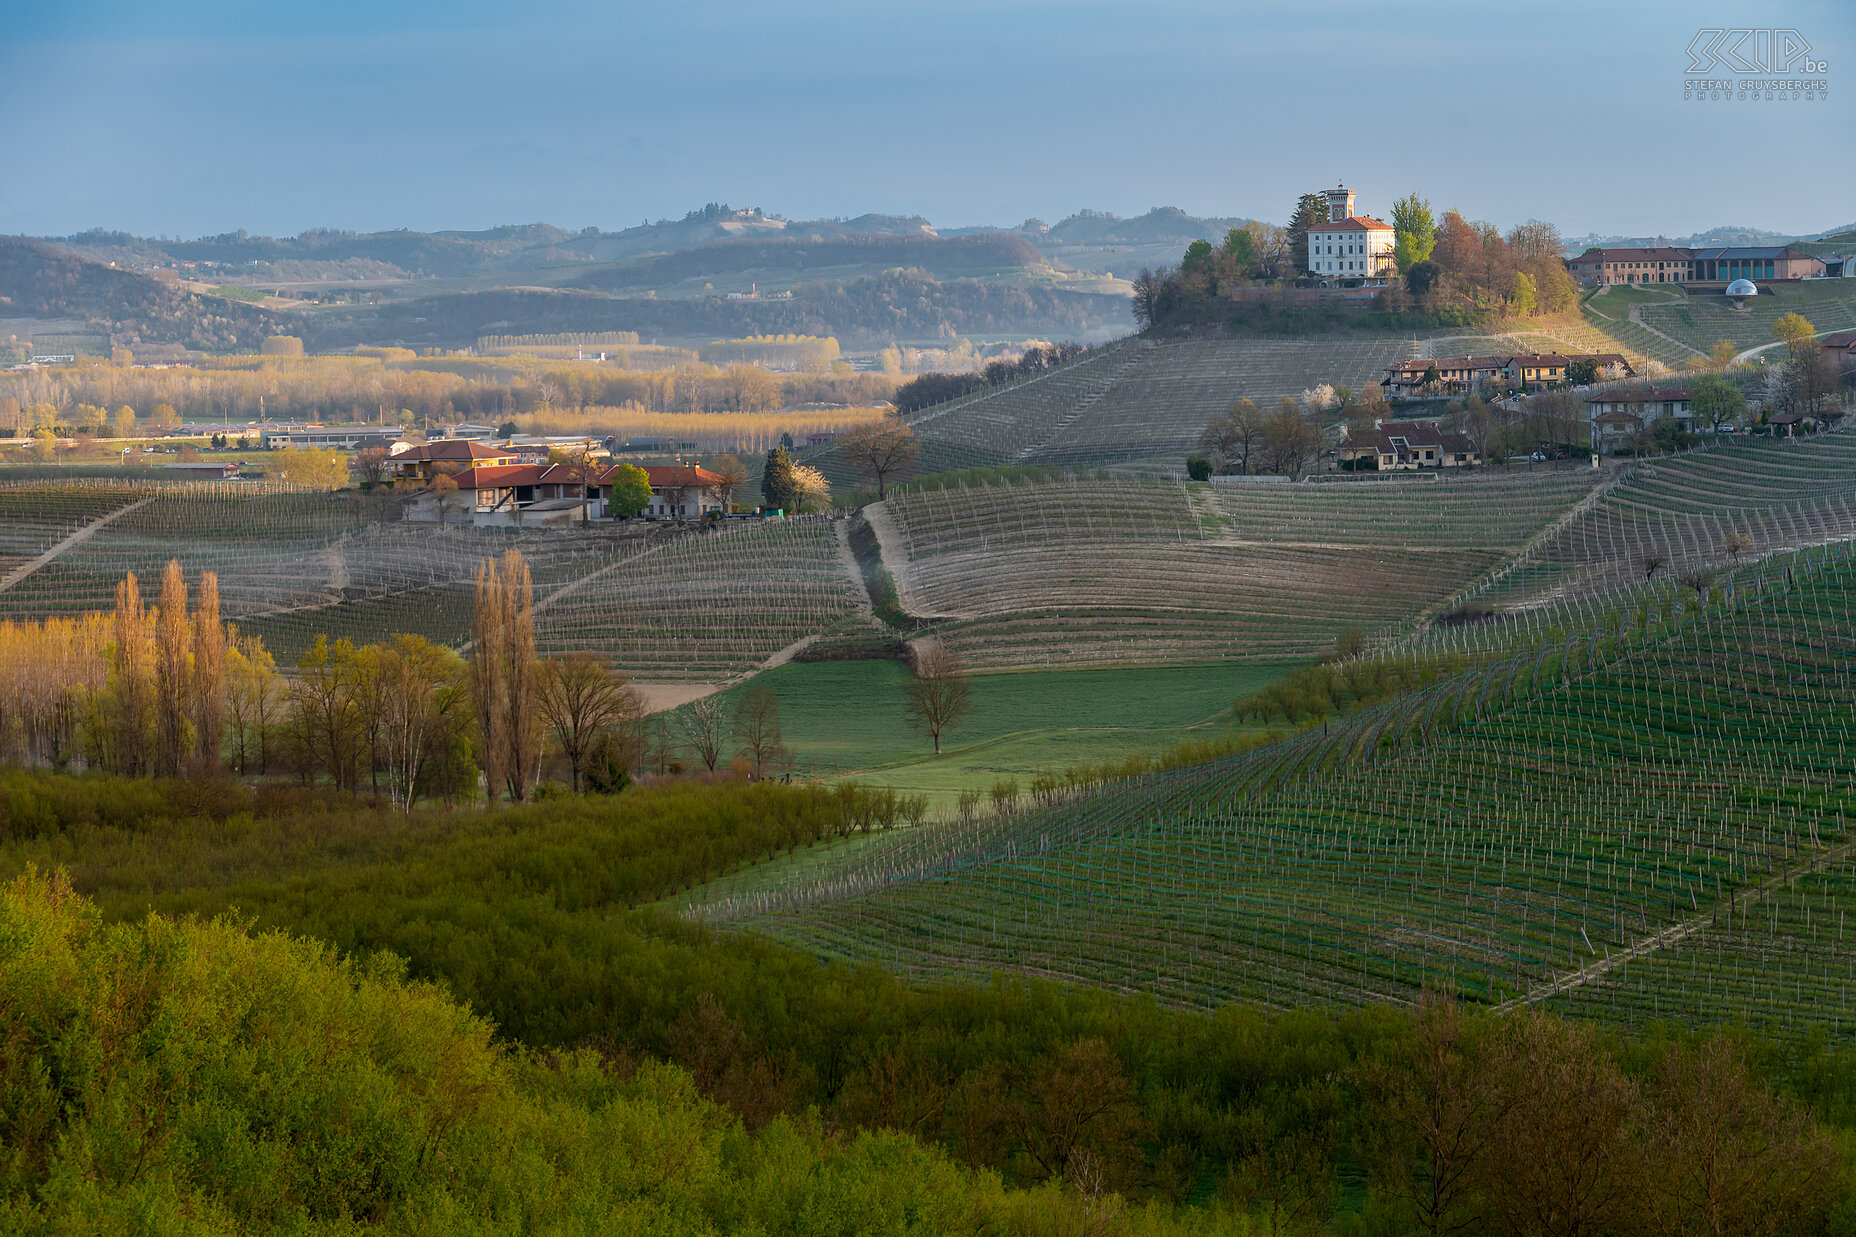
[3, 0, 1852, 240]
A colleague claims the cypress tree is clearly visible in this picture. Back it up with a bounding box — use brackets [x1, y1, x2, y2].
[762, 446, 798, 511]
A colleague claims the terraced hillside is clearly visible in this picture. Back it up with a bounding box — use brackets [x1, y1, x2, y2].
[1636, 280, 1856, 357]
[534, 516, 874, 679]
[1419, 431, 1856, 659]
[872, 469, 1604, 667]
[693, 541, 1856, 1037]
[826, 331, 1586, 480]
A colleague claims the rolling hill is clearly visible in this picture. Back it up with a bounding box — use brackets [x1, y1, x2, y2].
[0, 236, 283, 353]
[691, 530, 1856, 1039]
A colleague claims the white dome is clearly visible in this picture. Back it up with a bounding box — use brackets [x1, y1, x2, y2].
[1726, 278, 1758, 296]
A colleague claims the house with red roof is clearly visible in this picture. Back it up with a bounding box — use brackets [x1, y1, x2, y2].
[1338, 419, 1479, 471]
[390, 438, 519, 482]
[407, 461, 600, 525]
[598, 463, 733, 520]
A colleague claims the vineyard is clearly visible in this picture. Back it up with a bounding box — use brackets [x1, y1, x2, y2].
[1412, 430, 1856, 660]
[690, 538, 1856, 1038]
[0, 478, 879, 679]
[829, 321, 1667, 479]
[874, 470, 1604, 667]
[1636, 280, 1856, 357]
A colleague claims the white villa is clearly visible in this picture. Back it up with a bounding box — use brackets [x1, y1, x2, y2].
[1308, 185, 1395, 282]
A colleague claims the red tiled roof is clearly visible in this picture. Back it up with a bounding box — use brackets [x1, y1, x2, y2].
[452, 463, 585, 489]
[1314, 216, 1393, 232]
[1820, 331, 1856, 349]
[595, 464, 728, 487]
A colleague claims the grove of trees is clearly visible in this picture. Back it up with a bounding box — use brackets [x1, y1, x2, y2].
[1133, 191, 1578, 331]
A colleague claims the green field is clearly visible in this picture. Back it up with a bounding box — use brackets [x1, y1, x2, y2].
[672, 659, 1292, 802]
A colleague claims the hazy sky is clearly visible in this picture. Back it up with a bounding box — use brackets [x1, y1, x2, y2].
[4, 0, 1852, 239]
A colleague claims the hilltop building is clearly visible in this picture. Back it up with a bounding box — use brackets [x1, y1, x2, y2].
[1308, 186, 1395, 283]
[1567, 245, 1826, 286]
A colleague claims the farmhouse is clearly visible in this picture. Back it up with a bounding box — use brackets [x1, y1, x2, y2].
[1307, 185, 1395, 283]
[1383, 352, 1633, 395]
[1821, 330, 1856, 369]
[1338, 419, 1478, 471]
[405, 462, 601, 526]
[1583, 387, 1693, 422]
[1584, 387, 1695, 450]
[602, 464, 733, 520]
[390, 439, 518, 482]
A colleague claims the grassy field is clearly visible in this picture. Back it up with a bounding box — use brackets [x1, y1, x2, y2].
[668, 659, 1292, 803]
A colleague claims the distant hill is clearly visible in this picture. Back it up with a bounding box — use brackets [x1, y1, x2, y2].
[567, 233, 1045, 293]
[0, 236, 282, 352]
[1043, 206, 1252, 247]
[302, 271, 1131, 351]
[1565, 221, 1856, 251]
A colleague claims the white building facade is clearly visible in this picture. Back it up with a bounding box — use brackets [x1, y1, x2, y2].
[1308, 186, 1396, 281]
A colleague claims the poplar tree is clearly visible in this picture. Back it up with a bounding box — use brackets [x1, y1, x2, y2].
[155, 560, 191, 777]
[192, 571, 225, 770]
[472, 549, 540, 806]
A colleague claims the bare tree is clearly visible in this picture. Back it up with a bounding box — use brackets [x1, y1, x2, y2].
[354, 446, 390, 486]
[1263, 396, 1323, 478]
[710, 454, 750, 512]
[539, 652, 642, 792]
[679, 693, 730, 772]
[1200, 398, 1267, 475]
[904, 642, 972, 755]
[733, 684, 789, 779]
[838, 414, 921, 499]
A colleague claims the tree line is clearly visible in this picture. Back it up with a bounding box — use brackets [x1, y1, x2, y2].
[0, 550, 702, 809]
[1132, 191, 1580, 331]
[0, 352, 896, 433]
[891, 342, 1090, 413]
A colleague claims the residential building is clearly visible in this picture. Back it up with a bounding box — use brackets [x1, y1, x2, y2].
[1383, 352, 1633, 396]
[1338, 420, 1479, 471]
[1584, 387, 1693, 421]
[1584, 386, 1696, 450]
[1818, 330, 1856, 369]
[407, 462, 601, 526]
[600, 463, 732, 519]
[1307, 185, 1396, 282]
[1382, 356, 1510, 395]
[1569, 245, 1826, 286]
[390, 439, 519, 482]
